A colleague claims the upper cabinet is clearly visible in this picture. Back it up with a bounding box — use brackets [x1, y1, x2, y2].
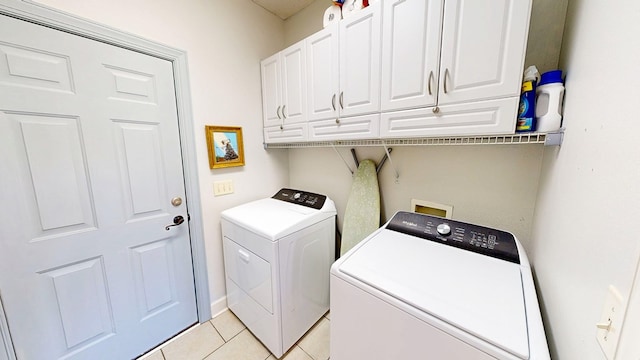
[380, 0, 531, 138]
[307, 2, 381, 122]
[261, 40, 307, 131]
[381, 0, 531, 111]
[261, 0, 532, 144]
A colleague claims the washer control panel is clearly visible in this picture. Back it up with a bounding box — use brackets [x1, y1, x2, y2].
[386, 211, 519, 264]
[272, 188, 327, 210]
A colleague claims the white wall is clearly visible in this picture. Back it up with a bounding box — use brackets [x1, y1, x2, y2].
[32, 0, 289, 315]
[530, 0, 640, 358]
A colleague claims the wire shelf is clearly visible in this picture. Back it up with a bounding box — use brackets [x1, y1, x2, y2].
[264, 131, 563, 149]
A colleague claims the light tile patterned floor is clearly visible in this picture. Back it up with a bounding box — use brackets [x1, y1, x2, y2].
[138, 310, 330, 360]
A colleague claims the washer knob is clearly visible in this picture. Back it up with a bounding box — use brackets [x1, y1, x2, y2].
[293, 192, 301, 200]
[436, 223, 451, 236]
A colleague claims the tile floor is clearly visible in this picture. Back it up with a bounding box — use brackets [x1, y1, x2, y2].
[138, 310, 330, 360]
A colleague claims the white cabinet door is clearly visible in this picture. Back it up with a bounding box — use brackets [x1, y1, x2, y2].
[306, 25, 339, 122]
[280, 41, 307, 124]
[339, 1, 381, 117]
[380, 97, 519, 138]
[438, 0, 531, 105]
[381, 0, 443, 112]
[308, 113, 380, 141]
[264, 123, 308, 144]
[261, 41, 307, 128]
[261, 52, 282, 127]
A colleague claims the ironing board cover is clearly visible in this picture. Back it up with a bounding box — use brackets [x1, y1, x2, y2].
[340, 159, 380, 256]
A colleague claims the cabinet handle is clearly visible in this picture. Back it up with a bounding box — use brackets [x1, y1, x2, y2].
[331, 94, 336, 111]
[444, 68, 450, 94]
[428, 71, 434, 96]
[276, 105, 282, 119]
[282, 105, 287, 119]
[339, 92, 344, 109]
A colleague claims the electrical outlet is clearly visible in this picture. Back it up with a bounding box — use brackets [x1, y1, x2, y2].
[596, 285, 626, 359]
[213, 180, 234, 196]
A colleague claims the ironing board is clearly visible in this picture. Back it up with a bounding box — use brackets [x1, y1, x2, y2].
[340, 159, 380, 256]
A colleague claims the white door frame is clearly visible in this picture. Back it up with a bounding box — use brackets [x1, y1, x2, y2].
[0, 0, 211, 329]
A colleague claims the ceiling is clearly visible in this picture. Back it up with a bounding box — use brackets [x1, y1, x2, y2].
[252, 0, 318, 20]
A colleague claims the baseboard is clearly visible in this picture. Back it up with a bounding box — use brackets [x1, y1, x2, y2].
[209, 296, 228, 320]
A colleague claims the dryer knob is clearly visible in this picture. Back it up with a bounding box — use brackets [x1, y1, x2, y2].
[293, 192, 301, 200]
[436, 223, 451, 236]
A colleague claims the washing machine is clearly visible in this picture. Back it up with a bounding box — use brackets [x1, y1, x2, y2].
[221, 188, 336, 358]
[330, 211, 550, 360]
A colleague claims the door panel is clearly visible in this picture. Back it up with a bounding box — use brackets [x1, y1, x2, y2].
[439, 0, 530, 104]
[380, 97, 519, 138]
[306, 25, 339, 122]
[0, 14, 197, 359]
[260, 53, 281, 127]
[381, 0, 443, 111]
[280, 41, 306, 124]
[41, 258, 114, 349]
[339, 2, 381, 116]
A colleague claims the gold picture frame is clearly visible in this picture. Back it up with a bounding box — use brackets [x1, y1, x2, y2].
[205, 125, 245, 169]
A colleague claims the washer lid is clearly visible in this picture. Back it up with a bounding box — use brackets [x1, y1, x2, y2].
[221, 197, 336, 240]
[338, 229, 529, 359]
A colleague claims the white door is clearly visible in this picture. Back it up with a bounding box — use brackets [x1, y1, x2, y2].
[438, 0, 531, 105]
[0, 14, 197, 360]
[280, 41, 307, 125]
[381, 0, 443, 112]
[260, 53, 282, 127]
[306, 25, 339, 122]
[339, 1, 381, 117]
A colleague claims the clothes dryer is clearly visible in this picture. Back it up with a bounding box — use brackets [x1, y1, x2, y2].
[221, 188, 336, 358]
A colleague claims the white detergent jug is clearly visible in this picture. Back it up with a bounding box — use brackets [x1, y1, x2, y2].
[535, 70, 565, 132]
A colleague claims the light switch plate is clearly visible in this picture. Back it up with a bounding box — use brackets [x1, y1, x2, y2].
[213, 180, 234, 196]
[597, 285, 626, 359]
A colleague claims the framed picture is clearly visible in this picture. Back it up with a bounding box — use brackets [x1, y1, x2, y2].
[205, 125, 245, 169]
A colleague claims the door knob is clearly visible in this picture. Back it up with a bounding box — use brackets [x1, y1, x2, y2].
[165, 215, 185, 230]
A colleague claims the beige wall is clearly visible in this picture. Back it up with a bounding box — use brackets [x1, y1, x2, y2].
[289, 145, 544, 247]
[33, 0, 289, 314]
[530, 0, 640, 358]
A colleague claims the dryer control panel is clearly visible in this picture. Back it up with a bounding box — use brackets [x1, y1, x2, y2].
[272, 188, 327, 210]
[386, 211, 520, 264]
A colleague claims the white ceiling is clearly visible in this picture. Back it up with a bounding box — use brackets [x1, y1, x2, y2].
[252, 0, 318, 20]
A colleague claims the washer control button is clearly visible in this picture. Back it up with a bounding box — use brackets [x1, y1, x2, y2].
[436, 223, 451, 236]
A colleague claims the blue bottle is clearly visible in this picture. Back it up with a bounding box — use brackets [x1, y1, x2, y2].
[516, 66, 540, 132]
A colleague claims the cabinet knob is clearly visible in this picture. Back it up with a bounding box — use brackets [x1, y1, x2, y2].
[335, 118, 340, 124]
[432, 107, 440, 114]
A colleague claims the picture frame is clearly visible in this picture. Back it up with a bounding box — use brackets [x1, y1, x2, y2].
[205, 125, 245, 169]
